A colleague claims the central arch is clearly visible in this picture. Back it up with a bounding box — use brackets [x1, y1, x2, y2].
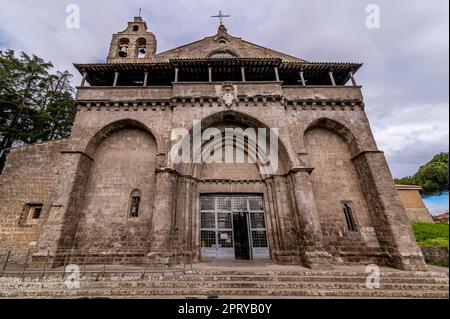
[172, 110, 297, 262]
[176, 110, 292, 178]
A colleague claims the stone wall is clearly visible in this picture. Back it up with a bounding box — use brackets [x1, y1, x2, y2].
[421, 247, 449, 267]
[396, 188, 434, 223]
[0, 140, 68, 262]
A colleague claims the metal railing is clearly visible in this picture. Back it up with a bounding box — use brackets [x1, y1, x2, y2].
[0, 248, 193, 279]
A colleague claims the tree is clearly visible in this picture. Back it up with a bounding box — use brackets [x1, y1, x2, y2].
[0, 50, 75, 171]
[395, 152, 449, 196]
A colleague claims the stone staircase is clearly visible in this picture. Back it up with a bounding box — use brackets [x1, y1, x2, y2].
[0, 269, 448, 298]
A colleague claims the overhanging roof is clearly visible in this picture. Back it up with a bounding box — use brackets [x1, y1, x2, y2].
[74, 59, 362, 86]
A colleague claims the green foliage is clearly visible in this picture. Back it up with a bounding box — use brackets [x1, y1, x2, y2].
[395, 176, 416, 185]
[394, 152, 449, 196]
[0, 49, 75, 170]
[412, 222, 449, 248]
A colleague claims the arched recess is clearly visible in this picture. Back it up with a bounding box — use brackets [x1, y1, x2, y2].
[304, 118, 362, 157]
[207, 49, 240, 59]
[171, 110, 298, 262]
[84, 119, 160, 158]
[304, 118, 380, 262]
[74, 119, 158, 252]
[175, 110, 292, 178]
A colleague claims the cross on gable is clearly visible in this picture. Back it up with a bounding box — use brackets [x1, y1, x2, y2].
[211, 10, 230, 26]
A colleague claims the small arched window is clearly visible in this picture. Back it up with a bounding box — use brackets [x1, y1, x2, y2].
[208, 50, 238, 59]
[343, 202, 357, 231]
[129, 190, 141, 218]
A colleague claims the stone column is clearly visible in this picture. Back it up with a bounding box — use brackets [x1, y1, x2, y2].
[271, 176, 303, 264]
[349, 71, 357, 86]
[80, 71, 87, 87]
[352, 151, 427, 270]
[143, 70, 148, 86]
[113, 71, 119, 86]
[329, 71, 336, 86]
[174, 67, 179, 83]
[299, 71, 306, 86]
[290, 168, 332, 269]
[274, 66, 280, 82]
[151, 168, 178, 252]
[34, 151, 92, 263]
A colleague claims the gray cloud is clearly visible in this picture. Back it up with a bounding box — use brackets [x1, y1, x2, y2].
[0, 0, 448, 177]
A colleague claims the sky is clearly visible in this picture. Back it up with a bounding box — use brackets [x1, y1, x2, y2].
[0, 0, 448, 180]
[423, 192, 449, 215]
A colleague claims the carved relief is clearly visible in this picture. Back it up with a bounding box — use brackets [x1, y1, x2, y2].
[220, 81, 236, 108]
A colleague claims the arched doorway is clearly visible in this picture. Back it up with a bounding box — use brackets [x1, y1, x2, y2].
[173, 111, 294, 262]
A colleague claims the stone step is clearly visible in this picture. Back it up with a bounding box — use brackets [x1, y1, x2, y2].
[185, 270, 449, 278]
[0, 287, 448, 299]
[156, 275, 449, 284]
[0, 280, 447, 291]
[0, 276, 448, 290]
[1, 274, 447, 284]
[0, 270, 447, 298]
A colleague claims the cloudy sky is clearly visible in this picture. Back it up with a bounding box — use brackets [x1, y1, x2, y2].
[0, 0, 448, 178]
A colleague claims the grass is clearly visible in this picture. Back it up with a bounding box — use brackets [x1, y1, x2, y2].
[412, 222, 449, 248]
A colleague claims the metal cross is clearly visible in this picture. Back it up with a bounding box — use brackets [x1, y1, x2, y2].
[211, 10, 230, 26]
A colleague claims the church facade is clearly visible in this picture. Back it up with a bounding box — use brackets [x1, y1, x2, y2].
[0, 16, 427, 270]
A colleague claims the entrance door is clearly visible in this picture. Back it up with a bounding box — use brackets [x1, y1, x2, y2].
[233, 212, 250, 260]
[200, 194, 270, 261]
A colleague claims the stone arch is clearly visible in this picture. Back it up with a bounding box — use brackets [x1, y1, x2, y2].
[304, 118, 361, 157]
[304, 120, 378, 263]
[175, 110, 292, 177]
[75, 120, 158, 252]
[135, 37, 147, 58]
[207, 49, 240, 59]
[117, 37, 130, 58]
[193, 131, 275, 179]
[84, 119, 159, 158]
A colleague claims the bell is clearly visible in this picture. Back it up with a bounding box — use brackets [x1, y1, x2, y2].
[139, 48, 146, 55]
[119, 46, 128, 57]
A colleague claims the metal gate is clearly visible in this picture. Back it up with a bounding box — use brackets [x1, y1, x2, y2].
[200, 194, 270, 260]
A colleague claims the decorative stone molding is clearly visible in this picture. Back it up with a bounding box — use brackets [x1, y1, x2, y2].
[75, 94, 286, 111]
[351, 149, 383, 161]
[285, 99, 364, 110]
[76, 100, 173, 111]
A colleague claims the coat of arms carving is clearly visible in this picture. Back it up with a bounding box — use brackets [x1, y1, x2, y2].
[220, 82, 236, 108]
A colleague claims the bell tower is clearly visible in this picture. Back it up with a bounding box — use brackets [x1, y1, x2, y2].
[107, 16, 157, 63]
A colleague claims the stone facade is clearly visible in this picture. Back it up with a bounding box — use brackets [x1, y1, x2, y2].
[0, 17, 427, 270]
[420, 247, 449, 267]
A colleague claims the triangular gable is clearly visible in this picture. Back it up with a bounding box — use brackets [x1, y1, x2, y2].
[155, 26, 307, 63]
